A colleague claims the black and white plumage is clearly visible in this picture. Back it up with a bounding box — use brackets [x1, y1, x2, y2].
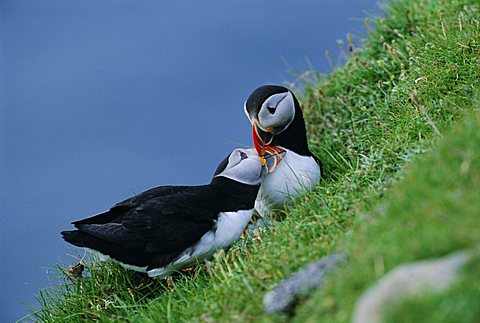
[61, 148, 263, 278]
[244, 85, 322, 216]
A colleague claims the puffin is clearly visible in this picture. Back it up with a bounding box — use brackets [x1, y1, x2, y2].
[244, 85, 322, 216]
[61, 148, 274, 278]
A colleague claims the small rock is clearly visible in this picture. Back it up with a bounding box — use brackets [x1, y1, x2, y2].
[353, 250, 474, 323]
[67, 262, 85, 278]
[263, 252, 347, 314]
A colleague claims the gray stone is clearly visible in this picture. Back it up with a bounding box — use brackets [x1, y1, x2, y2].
[353, 250, 474, 323]
[263, 252, 347, 314]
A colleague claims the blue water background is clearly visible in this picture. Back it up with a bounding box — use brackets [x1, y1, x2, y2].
[0, 1, 378, 320]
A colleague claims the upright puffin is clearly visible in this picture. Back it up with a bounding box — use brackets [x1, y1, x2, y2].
[61, 148, 271, 278]
[244, 85, 322, 216]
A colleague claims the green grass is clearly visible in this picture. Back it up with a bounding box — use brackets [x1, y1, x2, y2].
[295, 110, 480, 322]
[30, 0, 480, 321]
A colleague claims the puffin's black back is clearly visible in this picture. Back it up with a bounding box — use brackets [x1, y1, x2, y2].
[62, 178, 259, 270]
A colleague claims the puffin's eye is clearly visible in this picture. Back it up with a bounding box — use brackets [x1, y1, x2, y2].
[267, 106, 276, 114]
[239, 151, 248, 160]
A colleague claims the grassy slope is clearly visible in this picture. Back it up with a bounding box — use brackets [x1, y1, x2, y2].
[31, 0, 479, 321]
[296, 111, 480, 322]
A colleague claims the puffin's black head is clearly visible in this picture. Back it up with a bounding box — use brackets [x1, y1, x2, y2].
[244, 85, 310, 157]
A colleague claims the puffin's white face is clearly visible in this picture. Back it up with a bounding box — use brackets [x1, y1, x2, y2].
[244, 89, 296, 157]
[214, 148, 264, 185]
[256, 91, 295, 134]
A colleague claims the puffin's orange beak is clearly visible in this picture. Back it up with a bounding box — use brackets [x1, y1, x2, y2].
[252, 121, 264, 157]
[252, 120, 274, 156]
[252, 120, 285, 172]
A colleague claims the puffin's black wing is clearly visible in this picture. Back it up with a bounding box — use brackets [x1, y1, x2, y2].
[121, 188, 219, 253]
[62, 185, 219, 269]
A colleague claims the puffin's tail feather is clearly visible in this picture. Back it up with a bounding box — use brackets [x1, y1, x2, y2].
[72, 206, 127, 226]
[61, 230, 93, 248]
[61, 230, 152, 268]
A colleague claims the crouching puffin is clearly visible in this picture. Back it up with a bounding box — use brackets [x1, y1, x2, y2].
[244, 85, 322, 216]
[61, 148, 271, 278]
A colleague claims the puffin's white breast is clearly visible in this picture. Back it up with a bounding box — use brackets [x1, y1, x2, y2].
[255, 149, 320, 216]
[193, 209, 253, 253]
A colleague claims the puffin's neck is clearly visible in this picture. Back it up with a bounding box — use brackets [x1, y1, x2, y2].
[209, 177, 260, 211]
[272, 105, 312, 157]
